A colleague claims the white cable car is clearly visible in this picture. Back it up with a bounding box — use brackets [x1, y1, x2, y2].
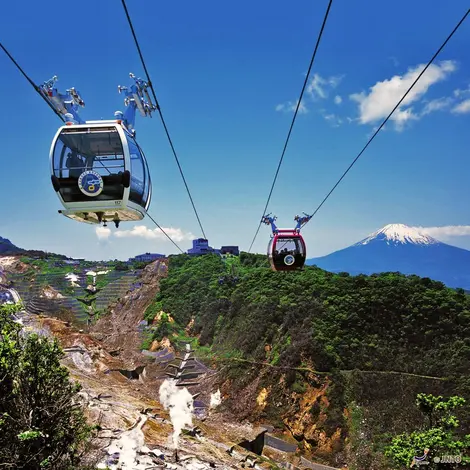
[42, 74, 156, 227]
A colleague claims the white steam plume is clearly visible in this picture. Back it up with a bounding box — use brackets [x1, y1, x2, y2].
[159, 380, 194, 449]
[210, 389, 221, 409]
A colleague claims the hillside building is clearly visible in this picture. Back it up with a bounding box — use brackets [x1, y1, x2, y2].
[128, 253, 166, 263]
[220, 246, 239, 256]
[187, 238, 218, 255]
[187, 239, 239, 256]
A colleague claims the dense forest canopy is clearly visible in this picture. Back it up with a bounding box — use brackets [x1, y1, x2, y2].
[143, 253, 470, 467]
[147, 253, 470, 377]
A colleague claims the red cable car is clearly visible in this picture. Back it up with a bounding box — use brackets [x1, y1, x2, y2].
[262, 213, 311, 272]
[267, 229, 306, 271]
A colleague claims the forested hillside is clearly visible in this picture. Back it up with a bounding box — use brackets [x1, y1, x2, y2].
[148, 253, 470, 376]
[143, 253, 470, 468]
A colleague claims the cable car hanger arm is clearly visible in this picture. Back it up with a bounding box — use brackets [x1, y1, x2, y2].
[262, 212, 311, 234]
[39, 76, 85, 124]
[295, 212, 312, 231]
[116, 73, 157, 134]
[262, 213, 279, 234]
[39, 73, 156, 132]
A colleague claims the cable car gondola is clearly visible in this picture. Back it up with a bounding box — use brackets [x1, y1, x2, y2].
[40, 74, 156, 227]
[262, 213, 311, 271]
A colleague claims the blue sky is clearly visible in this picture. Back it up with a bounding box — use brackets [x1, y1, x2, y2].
[1, 0, 469, 260]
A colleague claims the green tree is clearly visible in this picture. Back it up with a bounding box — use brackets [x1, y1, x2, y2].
[114, 261, 129, 271]
[0, 304, 93, 469]
[385, 393, 470, 468]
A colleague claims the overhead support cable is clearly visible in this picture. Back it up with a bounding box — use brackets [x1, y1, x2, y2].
[0, 41, 65, 122]
[301, 7, 470, 227]
[121, 0, 208, 240]
[1, 40, 185, 253]
[248, 0, 334, 252]
[146, 213, 185, 253]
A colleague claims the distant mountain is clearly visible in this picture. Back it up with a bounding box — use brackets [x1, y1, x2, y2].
[306, 223, 470, 290]
[0, 237, 71, 259]
[0, 236, 24, 255]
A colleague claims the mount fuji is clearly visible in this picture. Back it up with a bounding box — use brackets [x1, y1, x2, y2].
[306, 224, 470, 289]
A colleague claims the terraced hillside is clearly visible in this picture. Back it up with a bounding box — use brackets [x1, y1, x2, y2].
[7, 271, 87, 321]
[5, 257, 143, 324]
[95, 271, 141, 312]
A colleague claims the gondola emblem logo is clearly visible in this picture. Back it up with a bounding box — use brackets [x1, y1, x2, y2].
[284, 254, 295, 266]
[78, 171, 104, 197]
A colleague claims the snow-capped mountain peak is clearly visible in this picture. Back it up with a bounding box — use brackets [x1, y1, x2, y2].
[356, 223, 439, 246]
[307, 223, 470, 289]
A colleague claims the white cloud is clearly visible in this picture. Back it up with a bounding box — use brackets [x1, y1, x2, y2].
[350, 60, 458, 130]
[276, 73, 344, 117]
[323, 113, 343, 127]
[307, 73, 343, 100]
[420, 97, 453, 116]
[275, 99, 308, 114]
[420, 89, 470, 116]
[417, 225, 470, 240]
[452, 99, 470, 114]
[95, 226, 111, 240]
[94, 224, 194, 243]
[113, 225, 194, 242]
[453, 85, 470, 98]
[391, 108, 418, 130]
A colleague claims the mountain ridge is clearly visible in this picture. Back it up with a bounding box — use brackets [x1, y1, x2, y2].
[0, 236, 23, 255]
[354, 223, 439, 246]
[307, 223, 470, 289]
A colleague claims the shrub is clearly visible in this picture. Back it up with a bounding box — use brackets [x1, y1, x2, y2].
[0, 304, 93, 469]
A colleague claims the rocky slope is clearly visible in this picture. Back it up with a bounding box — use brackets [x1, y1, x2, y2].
[91, 259, 168, 364]
[14, 311, 270, 470]
[3, 256, 343, 470]
[7, 252, 468, 469]
[0, 255, 30, 274]
[143, 253, 470, 469]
